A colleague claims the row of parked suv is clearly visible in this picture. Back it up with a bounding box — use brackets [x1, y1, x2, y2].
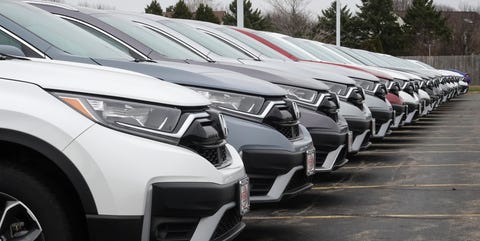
[0, 1, 469, 241]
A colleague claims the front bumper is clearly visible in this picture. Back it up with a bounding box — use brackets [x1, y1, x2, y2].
[369, 108, 393, 139]
[243, 149, 313, 203]
[223, 115, 314, 203]
[309, 128, 349, 172]
[344, 117, 371, 153]
[86, 181, 247, 241]
[391, 104, 406, 128]
[404, 103, 419, 124]
[298, 107, 349, 173]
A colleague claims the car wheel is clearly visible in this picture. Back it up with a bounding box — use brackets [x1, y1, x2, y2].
[0, 162, 80, 241]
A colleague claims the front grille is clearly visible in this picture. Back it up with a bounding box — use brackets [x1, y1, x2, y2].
[285, 170, 309, 194]
[318, 93, 339, 122]
[152, 218, 198, 241]
[276, 124, 300, 139]
[211, 208, 243, 241]
[250, 176, 276, 196]
[263, 101, 301, 140]
[347, 88, 364, 109]
[192, 145, 228, 168]
[179, 111, 231, 169]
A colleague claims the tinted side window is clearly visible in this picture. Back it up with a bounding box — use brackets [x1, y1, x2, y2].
[0, 30, 42, 58]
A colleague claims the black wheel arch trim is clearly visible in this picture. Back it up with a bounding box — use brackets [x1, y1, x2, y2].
[0, 128, 97, 214]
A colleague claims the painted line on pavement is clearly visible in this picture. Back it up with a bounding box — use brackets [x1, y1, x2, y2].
[343, 163, 480, 170]
[312, 183, 480, 190]
[245, 213, 480, 220]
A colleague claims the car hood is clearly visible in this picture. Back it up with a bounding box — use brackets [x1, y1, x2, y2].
[207, 60, 330, 91]
[240, 59, 357, 85]
[0, 58, 210, 106]
[93, 58, 287, 97]
[296, 61, 379, 82]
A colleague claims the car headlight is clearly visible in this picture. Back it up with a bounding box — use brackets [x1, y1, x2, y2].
[54, 92, 182, 135]
[323, 82, 349, 97]
[277, 85, 318, 105]
[353, 78, 376, 92]
[192, 88, 264, 115]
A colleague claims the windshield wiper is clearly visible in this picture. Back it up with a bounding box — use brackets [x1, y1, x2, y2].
[0, 53, 29, 61]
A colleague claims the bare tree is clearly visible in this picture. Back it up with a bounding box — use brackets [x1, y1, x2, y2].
[393, 0, 412, 11]
[458, 2, 480, 12]
[78, 1, 115, 10]
[434, 4, 456, 11]
[185, 0, 215, 11]
[267, 0, 314, 37]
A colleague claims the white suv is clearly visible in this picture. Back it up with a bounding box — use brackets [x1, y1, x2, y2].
[0, 56, 249, 241]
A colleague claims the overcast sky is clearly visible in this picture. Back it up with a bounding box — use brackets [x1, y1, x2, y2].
[64, 0, 480, 15]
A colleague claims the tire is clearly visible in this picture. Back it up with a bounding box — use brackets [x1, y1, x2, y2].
[0, 161, 83, 241]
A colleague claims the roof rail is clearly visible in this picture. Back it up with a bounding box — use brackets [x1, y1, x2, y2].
[23, 0, 79, 11]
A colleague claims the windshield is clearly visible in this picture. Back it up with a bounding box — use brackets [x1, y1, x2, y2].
[95, 14, 205, 62]
[0, 2, 133, 60]
[408, 60, 435, 69]
[254, 31, 318, 60]
[356, 50, 408, 69]
[285, 38, 348, 63]
[160, 21, 252, 59]
[322, 45, 366, 65]
[342, 48, 380, 66]
[218, 27, 289, 60]
[382, 54, 425, 69]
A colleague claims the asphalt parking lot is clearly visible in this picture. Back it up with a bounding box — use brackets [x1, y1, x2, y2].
[237, 93, 480, 241]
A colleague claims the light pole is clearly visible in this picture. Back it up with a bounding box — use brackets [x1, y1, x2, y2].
[463, 18, 473, 55]
[336, 0, 341, 46]
[237, 0, 244, 28]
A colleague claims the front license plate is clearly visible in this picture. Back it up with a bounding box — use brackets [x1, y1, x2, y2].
[305, 147, 316, 176]
[238, 177, 250, 215]
[347, 131, 353, 153]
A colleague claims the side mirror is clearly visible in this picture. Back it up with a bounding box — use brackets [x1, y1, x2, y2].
[0, 45, 25, 57]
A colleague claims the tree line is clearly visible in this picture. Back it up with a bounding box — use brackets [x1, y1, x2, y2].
[145, 0, 474, 56]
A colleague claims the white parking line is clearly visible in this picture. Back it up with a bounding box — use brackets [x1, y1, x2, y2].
[343, 163, 480, 170]
[372, 143, 480, 146]
[312, 183, 480, 190]
[245, 213, 480, 220]
[359, 150, 480, 154]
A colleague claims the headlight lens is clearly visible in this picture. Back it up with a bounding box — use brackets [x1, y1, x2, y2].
[353, 78, 376, 92]
[192, 88, 264, 115]
[54, 93, 182, 133]
[323, 82, 349, 96]
[277, 85, 318, 104]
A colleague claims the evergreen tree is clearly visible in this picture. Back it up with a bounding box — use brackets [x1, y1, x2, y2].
[356, 0, 406, 54]
[145, 0, 163, 15]
[403, 0, 451, 55]
[171, 0, 193, 19]
[222, 0, 271, 30]
[194, 3, 220, 23]
[316, 1, 361, 47]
